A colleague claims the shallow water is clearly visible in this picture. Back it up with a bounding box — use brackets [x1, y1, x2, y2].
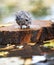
[0, 53, 54, 65]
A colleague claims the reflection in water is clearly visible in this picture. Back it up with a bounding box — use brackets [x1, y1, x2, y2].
[36, 62, 49, 65]
[32, 55, 46, 64]
[24, 58, 32, 65]
[0, 53, 54, 65]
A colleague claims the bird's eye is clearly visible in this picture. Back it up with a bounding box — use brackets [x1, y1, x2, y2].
[25, 19, 28, 21]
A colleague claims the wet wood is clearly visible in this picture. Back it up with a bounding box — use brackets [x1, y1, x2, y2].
[0, 20, 54, 45]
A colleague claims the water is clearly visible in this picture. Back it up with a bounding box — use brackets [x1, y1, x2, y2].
[0, 53, 54, 65]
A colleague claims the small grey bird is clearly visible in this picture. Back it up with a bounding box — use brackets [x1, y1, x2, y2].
[15, 11, 32, 29]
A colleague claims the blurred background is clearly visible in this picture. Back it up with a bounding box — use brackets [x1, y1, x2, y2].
[0, 0, 54, 23]
[0, 1, 54, 65]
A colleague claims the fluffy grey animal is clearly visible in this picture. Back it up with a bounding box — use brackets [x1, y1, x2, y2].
[15, 11, 32, 29]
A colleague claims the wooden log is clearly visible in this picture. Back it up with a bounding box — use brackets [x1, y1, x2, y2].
[0, 20, 54, 45]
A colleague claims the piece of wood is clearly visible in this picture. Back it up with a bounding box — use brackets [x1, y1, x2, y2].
[0, 20, 54, 45]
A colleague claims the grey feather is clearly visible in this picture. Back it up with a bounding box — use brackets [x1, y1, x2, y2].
[15, 11, 32, 29]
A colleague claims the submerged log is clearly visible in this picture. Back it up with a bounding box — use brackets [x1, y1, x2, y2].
[0, 20, 54, 45]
